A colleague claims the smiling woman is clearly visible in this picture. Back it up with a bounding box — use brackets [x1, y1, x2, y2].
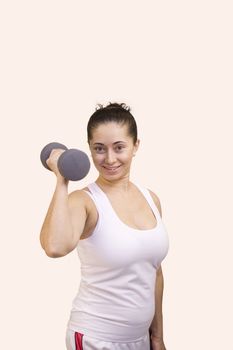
[86, 103, 140, 186]
[40, 102, 169, 350]
[88, 120, 139, 182]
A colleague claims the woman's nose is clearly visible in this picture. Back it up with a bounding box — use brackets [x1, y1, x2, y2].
[105, 150, 116, 164]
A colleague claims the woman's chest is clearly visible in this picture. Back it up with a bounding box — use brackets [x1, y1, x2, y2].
[106, 194, 157, 230]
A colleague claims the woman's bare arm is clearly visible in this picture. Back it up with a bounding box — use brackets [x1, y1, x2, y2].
[39, 149, 87, 258]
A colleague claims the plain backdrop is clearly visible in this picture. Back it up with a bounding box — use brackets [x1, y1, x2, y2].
[1, 0, 232, 349]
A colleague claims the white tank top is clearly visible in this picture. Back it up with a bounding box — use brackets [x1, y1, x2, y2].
[67, 182, 169, 342]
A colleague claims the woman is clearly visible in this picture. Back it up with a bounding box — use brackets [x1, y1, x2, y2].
[40, 102, 169, 350]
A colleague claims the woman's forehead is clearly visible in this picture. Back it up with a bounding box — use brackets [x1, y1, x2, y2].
[91, 123, 130, 142]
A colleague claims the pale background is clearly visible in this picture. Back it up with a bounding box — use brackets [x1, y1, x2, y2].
[1, 0, 232, 349]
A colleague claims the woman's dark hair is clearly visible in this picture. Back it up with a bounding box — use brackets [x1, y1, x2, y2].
[87, 102, 138, 145]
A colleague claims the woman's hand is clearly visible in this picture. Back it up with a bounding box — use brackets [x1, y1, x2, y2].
[150, 334, 167, 350]
[46, 149, 66, 179]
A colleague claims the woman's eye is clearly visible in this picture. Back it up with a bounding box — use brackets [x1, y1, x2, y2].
[94, 147, 104, 152]
[116, 146, 123, 151]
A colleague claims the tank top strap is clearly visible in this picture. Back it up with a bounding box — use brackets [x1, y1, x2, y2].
[134, 183, 162, 223]
[81, 182, 100, 198]
[85, 182, 106, 200]
[81, 182, 110, 212]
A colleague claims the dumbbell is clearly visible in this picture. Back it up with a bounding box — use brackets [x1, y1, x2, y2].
[40, 142, 90, 181]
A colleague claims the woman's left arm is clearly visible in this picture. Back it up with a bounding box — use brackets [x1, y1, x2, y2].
[149, 266, 166, 349]
[148, 189, 167, 349]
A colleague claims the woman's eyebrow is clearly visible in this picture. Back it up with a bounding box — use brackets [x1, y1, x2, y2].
[93, 141, 126, 145]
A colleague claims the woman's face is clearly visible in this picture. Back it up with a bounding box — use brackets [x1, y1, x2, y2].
[89, 122, 140, 181]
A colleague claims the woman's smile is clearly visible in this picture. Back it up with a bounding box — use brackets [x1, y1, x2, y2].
[102, 165, 122, 172]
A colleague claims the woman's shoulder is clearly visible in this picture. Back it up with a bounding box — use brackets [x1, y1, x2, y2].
[68, 186, 90, 198]
[146, 187, 162, 217]
[68, 186, 93, 209]
[68, 186, 99, 224]
[132, 181, 162, 217]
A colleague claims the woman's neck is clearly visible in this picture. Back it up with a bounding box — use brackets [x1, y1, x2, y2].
[95, 175, 132, 193]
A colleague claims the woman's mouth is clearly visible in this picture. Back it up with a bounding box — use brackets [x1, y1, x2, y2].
[103, 165, 121, 172]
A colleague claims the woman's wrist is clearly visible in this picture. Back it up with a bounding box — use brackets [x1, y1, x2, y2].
[56, 175, 69, 187]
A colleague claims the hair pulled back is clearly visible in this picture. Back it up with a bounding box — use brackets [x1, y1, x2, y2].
[87, 102, 138, 145]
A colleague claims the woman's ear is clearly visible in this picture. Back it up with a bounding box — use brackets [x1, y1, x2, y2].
[133, 139, 140, 155]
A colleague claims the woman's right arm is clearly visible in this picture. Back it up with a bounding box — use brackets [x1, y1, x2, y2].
[39, 149, 88, 258]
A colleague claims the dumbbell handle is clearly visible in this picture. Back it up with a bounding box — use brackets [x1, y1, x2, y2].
[46, 148, 67, 177]
[40, 142, 68, 171]
[40, 142, 90, 181]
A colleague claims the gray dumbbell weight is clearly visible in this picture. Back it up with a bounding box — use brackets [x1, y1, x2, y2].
[40, 142, 90, 181]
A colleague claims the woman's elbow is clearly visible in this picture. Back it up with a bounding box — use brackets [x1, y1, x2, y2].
[44, 243, 74, 258]
[42, 245, 63, 258]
